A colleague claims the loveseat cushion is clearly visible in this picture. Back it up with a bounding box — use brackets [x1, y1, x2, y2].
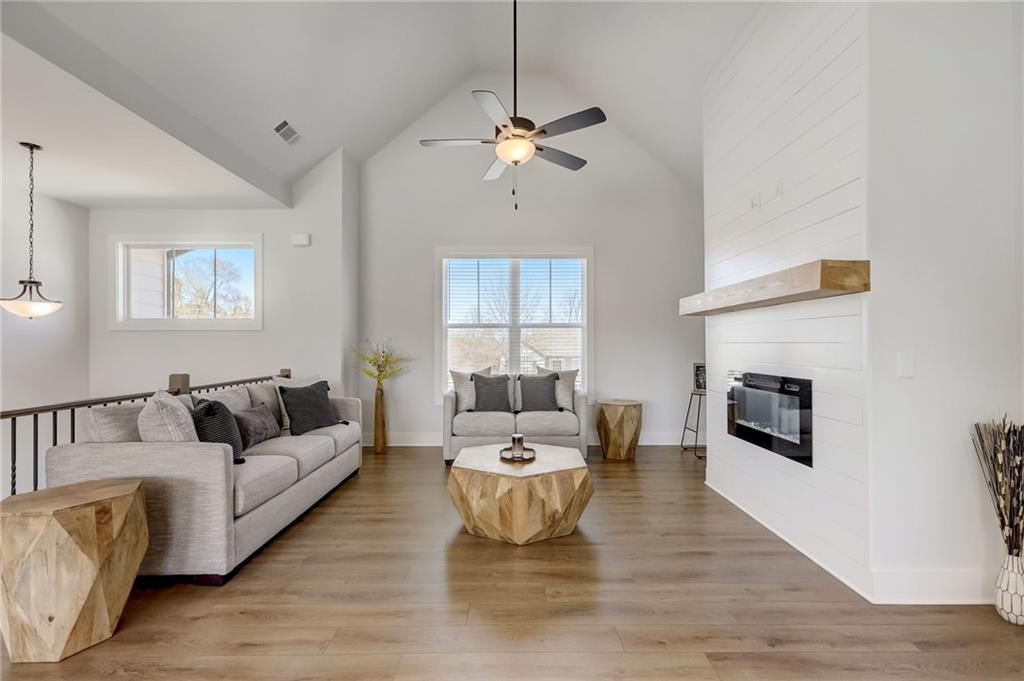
[452, 411, 515, 437]
[193, 385, 252, 414]
[303, 422, 361, 455]
[515, 410, 580, 436]
[233, 455, 298, 517]
[244, 434, 333, 478]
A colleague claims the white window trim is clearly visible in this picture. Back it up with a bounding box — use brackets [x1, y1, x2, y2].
[108, 233, 264, 331]
[434, 246, 595, 405]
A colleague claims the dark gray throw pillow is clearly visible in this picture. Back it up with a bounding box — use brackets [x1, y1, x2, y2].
[234, 405, 281, 450]
[518, 373, 559, 412]
[279, 381, 335, 435]
[472, 373, 511, 412]
[193, 399, 245, 463]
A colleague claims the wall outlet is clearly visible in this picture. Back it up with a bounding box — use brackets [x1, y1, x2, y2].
[897, 351, 915, 379]
[291, 233, 311, 247]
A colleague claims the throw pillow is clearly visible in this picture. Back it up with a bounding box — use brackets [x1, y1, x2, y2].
[537, 367, 579, 412]
[450, 367, 491, 413]
[518, 373, 559, 412]
[233, 405, 282, 450]
[79, 403, 144, 443]
[472, 373, 511, 412]
[278, 381, 336, 435]
[273, 375, 321, 430]
[193, 399, 245, 463]
[246, 382, 282, 425]
[138, 390, 199, 442]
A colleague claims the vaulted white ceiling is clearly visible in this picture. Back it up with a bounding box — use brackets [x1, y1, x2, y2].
[2, 1, 757, 206]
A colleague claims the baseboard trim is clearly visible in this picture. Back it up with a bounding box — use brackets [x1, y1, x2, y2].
[871, 568, 995, 605]
[364, 431, 692, 448]
[704, 479, 876, 604]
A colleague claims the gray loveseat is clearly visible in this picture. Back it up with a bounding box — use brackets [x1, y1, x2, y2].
[442, 388, 589, 463]
[45, 382, 361, 581]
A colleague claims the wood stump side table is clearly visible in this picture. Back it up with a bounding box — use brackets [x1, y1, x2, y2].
[597, 400, 643, 460]
[447, 444, 593, 545]
[0, 479, 148, 663]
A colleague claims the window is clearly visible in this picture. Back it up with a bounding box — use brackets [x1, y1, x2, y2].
[438, 251, 591, 397]
[112, 235, 262, 330]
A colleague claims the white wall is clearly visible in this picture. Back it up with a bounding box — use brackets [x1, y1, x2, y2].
[360, 73, 706, 446]
[87, 146, 358, 396]
[701, 3, 872, 596]
[865, 2, 1021, 603]
[1, 185, 90, 494]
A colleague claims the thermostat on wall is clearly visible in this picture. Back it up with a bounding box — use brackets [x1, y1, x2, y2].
[291, 233, 311, 247]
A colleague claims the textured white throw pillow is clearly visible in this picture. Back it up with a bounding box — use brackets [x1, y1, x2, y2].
[536, 367, 578, 412]
[273, 375, 322, 431]
[138, 389, 199, 442]
[450, 367, 491, 413]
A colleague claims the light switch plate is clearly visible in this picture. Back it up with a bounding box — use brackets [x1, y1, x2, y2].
[291, 233, 311, 247]
[897, 351, 915, 378]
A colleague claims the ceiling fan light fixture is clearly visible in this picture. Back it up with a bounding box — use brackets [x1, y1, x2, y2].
[495, 137, 535, 165]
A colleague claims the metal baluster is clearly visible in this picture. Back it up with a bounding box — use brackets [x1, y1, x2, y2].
[10, 417, 16, 496]
[32, 414, 38, 491]
[52, 411, 58, 447]
[70, 408, 76, 443]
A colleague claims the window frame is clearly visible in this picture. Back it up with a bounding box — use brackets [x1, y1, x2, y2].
[109, 233, 263, 331]
[434, 246, 594, 404]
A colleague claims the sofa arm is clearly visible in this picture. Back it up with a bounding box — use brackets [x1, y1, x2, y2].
[574, 390, 590, 458]
[443, 390, 456, 462]
[45, 442, 235, 576]
[330, 396, 362, 425]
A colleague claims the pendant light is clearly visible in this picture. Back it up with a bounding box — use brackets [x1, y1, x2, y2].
[0, 143, 61, 319]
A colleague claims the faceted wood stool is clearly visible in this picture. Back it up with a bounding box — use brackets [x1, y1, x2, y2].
[0, 479, 148, 662]
[597, 399, 643, 460]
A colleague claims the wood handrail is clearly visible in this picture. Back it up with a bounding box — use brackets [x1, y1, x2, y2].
[0, 369, 292, 420]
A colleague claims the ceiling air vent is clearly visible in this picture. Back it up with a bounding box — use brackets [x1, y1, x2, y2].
[273, 120, 300, 145]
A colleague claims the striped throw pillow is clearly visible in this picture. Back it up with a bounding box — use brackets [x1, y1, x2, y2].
[193, 399, 245, 463]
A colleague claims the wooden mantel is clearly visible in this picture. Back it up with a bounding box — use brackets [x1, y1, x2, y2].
[679, 259, 870, 317]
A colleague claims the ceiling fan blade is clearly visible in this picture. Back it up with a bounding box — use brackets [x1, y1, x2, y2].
[530, 107, 607, 140]
[472, 90, 514, 133]
[482, 157, 508, 181]
[534, 145, 587, 171]
[420, 139, 495, 147]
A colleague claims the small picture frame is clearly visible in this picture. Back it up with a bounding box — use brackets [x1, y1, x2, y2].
[693, 362, 707, 392]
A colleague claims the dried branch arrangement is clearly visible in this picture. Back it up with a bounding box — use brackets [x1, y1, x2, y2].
[972, 418, 1024, 556]
[356, 339, 411, 386]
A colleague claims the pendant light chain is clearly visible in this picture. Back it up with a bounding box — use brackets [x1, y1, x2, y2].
[27, 145, 35, 281]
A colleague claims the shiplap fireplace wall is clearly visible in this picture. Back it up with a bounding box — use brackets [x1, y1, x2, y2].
[700, 3, 1021, 603]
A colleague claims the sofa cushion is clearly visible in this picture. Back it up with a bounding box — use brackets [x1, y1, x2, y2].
[453, 411, 515, 437]
[244, 434, 334, 478]
[303, 422, 361, 455]
[515, 410, 580, 436]
[192, 385, 252, 414]
[450, 367, 490, 413]
[273, 375, 321, 430]
[80, 403, 144, 443]
[279, 381, 335, 435]
[247, 382, 283, 425]
[233, 455, 298, 517]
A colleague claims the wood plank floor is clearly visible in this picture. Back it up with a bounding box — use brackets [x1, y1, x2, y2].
[4, 446, 1023, 680]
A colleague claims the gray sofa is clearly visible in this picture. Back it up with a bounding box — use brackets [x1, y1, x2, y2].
[442, 388, 589, 462]
[45, 382, 361, 580]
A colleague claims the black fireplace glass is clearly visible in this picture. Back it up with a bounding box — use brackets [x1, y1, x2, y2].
[727, 372, 812, 467]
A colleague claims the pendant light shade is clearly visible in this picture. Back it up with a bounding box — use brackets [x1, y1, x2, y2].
[1, 142, 61, 319]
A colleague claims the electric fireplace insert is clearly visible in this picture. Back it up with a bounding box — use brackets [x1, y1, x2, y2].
[727, 372, 812, 467]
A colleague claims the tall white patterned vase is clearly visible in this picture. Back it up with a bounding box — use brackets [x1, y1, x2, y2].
[995, 554, 1024, 625]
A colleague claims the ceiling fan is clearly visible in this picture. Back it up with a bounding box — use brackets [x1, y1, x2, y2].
[419, 0, 607, 207]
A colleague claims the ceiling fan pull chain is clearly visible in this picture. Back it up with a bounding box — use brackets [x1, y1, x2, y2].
[513, 163, 518, 211]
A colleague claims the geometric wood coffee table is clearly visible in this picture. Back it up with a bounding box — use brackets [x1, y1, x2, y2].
[446, 443, 593, 545]
[0, 479, 148, 662]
